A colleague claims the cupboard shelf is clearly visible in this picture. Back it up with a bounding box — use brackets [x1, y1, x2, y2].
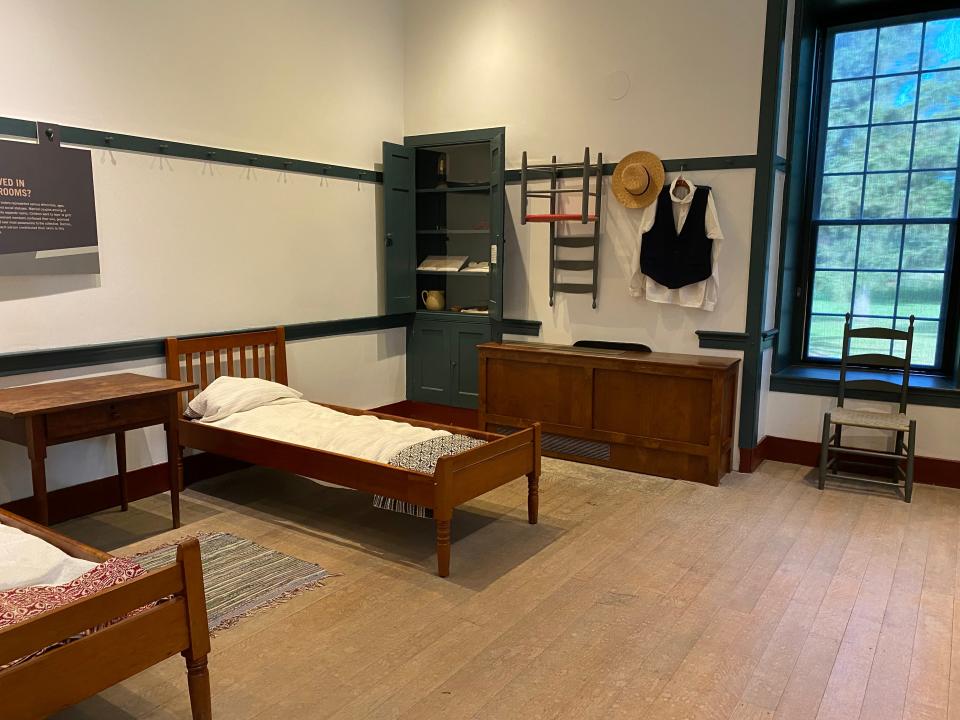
[417, 270, 490, 276]
[416, 229, 490, 235]
[416, 184, 491, 194]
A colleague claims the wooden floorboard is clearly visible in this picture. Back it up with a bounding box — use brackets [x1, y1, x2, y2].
[39, 458, 960, 720]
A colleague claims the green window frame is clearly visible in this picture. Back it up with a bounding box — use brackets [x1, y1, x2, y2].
[804, 13, 960, 369]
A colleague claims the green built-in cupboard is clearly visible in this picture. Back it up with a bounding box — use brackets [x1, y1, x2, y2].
[383, 128, 505, 408]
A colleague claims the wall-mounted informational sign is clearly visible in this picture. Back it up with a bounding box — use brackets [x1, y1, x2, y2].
[0, 123, 99, 275]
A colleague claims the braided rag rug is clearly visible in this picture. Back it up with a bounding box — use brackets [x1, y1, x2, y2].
[131, 532, 333, 633]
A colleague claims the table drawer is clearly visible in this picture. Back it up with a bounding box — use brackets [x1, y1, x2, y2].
[45, 396, 169, 442]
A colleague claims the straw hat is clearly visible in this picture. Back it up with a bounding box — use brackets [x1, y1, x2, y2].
[611, 151, 665, 209]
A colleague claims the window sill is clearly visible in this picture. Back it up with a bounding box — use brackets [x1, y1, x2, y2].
[770, 365, 960, 408]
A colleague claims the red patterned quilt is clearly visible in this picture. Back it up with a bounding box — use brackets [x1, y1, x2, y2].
[0, 556, 146, 668]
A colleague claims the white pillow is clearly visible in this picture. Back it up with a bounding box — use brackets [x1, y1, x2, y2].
[0, 524, 98, 590]
[186, 376, 303, 423]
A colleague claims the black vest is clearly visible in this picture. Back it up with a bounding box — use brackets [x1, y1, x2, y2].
[639, 186, 713, 290]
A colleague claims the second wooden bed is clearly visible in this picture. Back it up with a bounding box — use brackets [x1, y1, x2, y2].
[0, 508, 211, 720]
[165, 327, 541, 577]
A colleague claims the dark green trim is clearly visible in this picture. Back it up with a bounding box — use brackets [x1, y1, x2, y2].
[0, 116, 381, 183]
[497, 318, 542, 337]
[695, 327, 780, 351]
[761, 327, 780, 349]
[770, 365, 960, 408]
[505, 154, 758, 183]
[696, 330, 750, 351]
[774, 0, 820, 375]
[740, 0, 790, 450]
[0, 314, 412, 377]
[404, 127, 506, 147]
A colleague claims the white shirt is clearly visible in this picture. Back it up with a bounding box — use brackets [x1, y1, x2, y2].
[629, 177, 723, 311]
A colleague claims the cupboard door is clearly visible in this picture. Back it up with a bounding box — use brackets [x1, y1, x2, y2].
[409, 320, 452, 404]
[488, 131, 506, 320]
[382, 142, 416, 314]
[450, 323, 491, 409]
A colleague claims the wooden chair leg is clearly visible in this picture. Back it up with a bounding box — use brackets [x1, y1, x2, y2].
[185, 658, 212, 720]
[819, 413, 831, 490]
[905, 420, 916, 503]
[527, 471, 539, 525]
[435, 518, 451, 578]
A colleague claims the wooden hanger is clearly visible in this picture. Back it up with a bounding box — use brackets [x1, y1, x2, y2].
[675, 163, 690, 192]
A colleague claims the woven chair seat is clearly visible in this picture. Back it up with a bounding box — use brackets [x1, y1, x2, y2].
[829, 407, 911, 432]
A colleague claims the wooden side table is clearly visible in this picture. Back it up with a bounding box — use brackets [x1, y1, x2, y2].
[0, 373, 197, 526]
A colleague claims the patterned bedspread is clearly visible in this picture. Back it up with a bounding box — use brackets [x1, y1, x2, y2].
[0, 556, 147, 669]
[373, 434, 486, 518]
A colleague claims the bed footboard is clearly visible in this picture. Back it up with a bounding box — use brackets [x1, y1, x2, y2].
[0, 538, 212, 720]
[431, 423, 541, 577]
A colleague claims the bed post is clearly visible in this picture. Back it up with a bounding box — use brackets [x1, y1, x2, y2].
[433, 459, 454, 578]
[165, 337, 185, 415]
[177, 538, 212, 720]
[528, 423, 541, 525]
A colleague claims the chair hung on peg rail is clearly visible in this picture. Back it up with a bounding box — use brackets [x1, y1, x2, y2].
[520, 148, 603, 308]
[818, 314, 918, 502]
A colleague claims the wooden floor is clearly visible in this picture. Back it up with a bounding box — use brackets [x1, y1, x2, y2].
[47, 457, 960, 720]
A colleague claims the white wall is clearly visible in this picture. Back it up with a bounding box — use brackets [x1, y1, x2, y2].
[404, 0, 766, 165]
[0, 0, 408, 502]
[406, 0, 768, 463]
[764, 392, 960, 461]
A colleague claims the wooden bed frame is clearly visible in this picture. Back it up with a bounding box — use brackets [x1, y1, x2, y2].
[0, 508, 212, 720]
[164, 327, 541, 578]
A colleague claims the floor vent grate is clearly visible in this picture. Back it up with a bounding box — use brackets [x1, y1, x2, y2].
[493, 425, 611, 461]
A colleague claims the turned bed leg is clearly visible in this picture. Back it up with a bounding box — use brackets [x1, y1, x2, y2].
[527, 472, 539, 525]
[435, 517, 451, 578]
[186, 658, 212, 720]
[528, 422, 541, 525]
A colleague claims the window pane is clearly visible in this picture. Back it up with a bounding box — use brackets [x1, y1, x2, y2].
[872, 75, 918, 123]
[863, 173, 908, 218]
[902, 224, 950, 269]
[824, 127, 868, 172]
[812, 270, 854, 313]
[816, 226, 859, 268]
[922, 18, 960, 71]
[867, 124, 913, 170]
[854, 272, 898, 315]
[828, 79, 873, 126]
[907, 170, 957, 217]
[877, 23, 923, 75]
[833, 29, 877, 79]
[858, 225, 902, 269]
[912, 120, 960, 168]
[917, 69, 960, 120]
[819, 175, 863, 218]
[897, 272, 945, 317]
[810, 17, 960, 369]
[808, 315, 846, 358]
[851, 316, 894, 355]
[894, 318, 940, 366]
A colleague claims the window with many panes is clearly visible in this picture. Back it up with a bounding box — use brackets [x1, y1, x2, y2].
[807, 15, 960, 368]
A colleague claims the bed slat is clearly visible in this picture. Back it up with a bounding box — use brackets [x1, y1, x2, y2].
[263, 345, 273, 381]
[239, 345, 248, 378]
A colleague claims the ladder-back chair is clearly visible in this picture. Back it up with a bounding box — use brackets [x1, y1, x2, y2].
[818, 314, 917, 502]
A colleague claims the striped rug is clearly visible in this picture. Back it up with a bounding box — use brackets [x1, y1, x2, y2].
[129, 532, 333, 633]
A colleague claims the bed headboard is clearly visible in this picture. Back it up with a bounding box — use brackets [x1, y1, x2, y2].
[165, 326, 288, 412]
